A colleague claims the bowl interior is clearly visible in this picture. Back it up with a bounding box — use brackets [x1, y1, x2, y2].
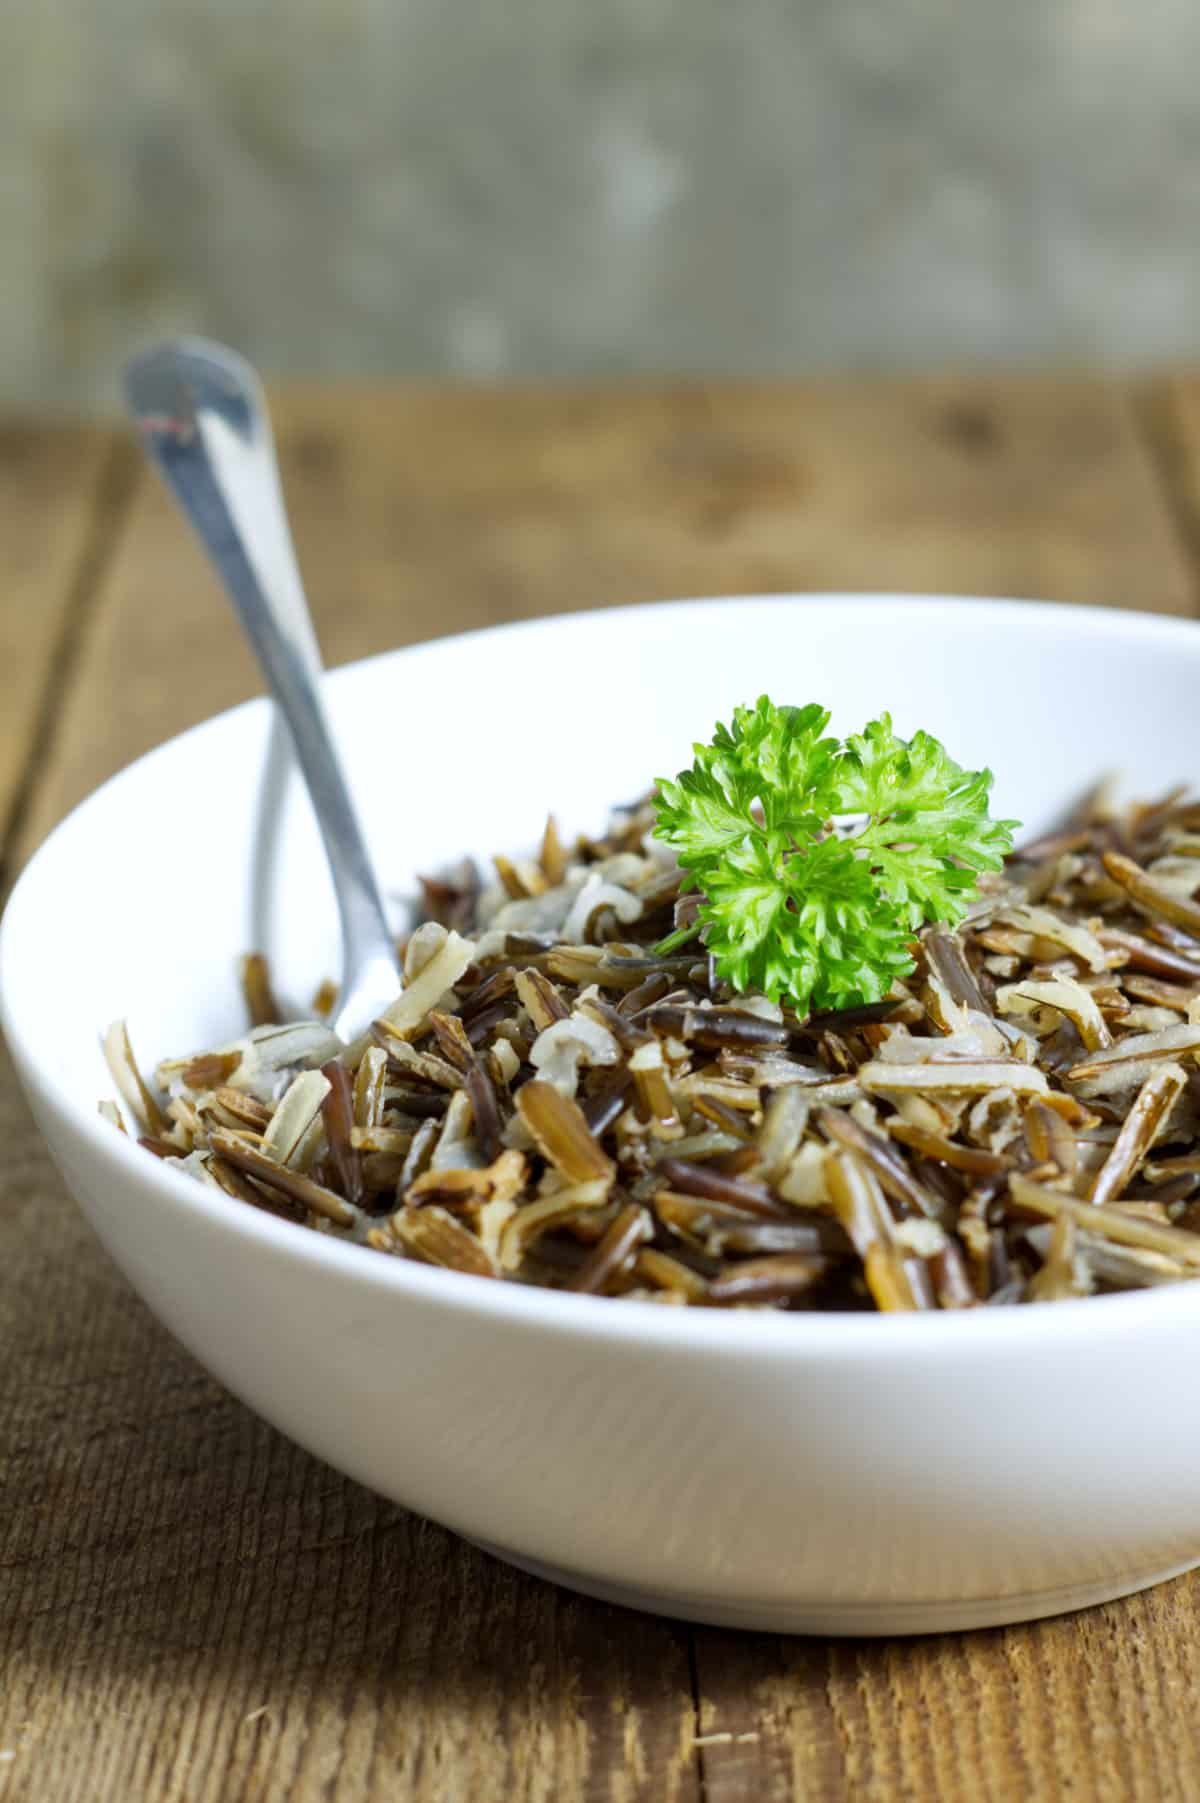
[6, 594, 1200, 1146]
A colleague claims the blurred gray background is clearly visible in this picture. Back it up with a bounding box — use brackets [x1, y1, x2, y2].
[6, 0, 1200, 414]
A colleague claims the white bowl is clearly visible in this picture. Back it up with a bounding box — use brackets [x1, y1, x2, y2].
[6, 595, 1200, 1636]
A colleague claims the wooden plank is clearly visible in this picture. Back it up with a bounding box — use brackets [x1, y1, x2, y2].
[0, 395, 709, 1803]
[0, 421, 132, 866]
[4, 378, 1198, 1803]
[691, 372, 1200, 1803]
[0, 1038, 699, 1803]
[692, 1591, 1200, 1802]
[15, 373, 1192, 862]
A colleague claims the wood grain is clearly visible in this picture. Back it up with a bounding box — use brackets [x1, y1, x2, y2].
[691, 1597, 1200, 1803]
[0, 421, 132, 868]
[2, 377, 1199, 1802]
[0, 1041, 698, 1803]
[15, 374, 1193, 861]
[1143, 374, 1200, 589]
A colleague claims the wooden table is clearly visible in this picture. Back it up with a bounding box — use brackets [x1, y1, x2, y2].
[4, 376, 1200, 1802]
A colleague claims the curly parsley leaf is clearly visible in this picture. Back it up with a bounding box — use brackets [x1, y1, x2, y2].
[693, 832, 919, 1011]
[654, 699, 837, 863]
[653, 698, 1019, 1015]
[835, 713, 1018, 931]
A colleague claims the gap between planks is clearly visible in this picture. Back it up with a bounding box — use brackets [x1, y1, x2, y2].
[686, 1624, 709, 1803]
[0, 439, 141, 892]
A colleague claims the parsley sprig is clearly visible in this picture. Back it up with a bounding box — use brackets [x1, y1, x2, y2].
[654, 698, 1018, 1015]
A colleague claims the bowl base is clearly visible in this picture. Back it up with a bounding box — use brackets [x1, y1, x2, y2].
[467, 1540, 1200, 1636]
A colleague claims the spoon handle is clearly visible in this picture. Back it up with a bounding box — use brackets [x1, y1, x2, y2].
[124, 338, 398, 1038]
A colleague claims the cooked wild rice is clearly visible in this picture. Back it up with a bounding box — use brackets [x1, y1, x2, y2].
[103, 783, 1200, 1309]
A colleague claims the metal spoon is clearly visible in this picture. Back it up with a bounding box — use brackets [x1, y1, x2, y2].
[124, 337, 401, 1041]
